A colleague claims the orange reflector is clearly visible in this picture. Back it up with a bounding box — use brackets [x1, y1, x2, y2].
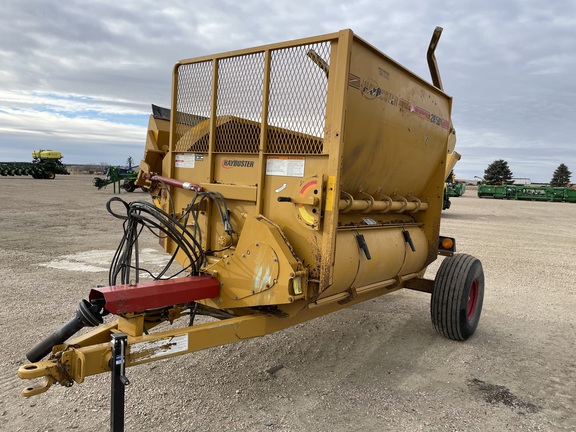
[441, 238, 454, 250]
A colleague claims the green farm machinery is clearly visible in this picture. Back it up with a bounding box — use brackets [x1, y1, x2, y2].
[0, 150, 69, 179]
[477, 184, 576, 202]
[446, 181, 466, 198]
[442, 176, 466, 210]
[93, 166, 143, 193]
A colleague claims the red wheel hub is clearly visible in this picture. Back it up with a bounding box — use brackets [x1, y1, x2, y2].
[467, 279, 479, 320]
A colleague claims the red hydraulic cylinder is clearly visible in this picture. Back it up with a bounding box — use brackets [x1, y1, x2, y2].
[142, 173, 203, 192]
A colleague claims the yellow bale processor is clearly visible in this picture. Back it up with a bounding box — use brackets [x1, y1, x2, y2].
[19, 28, 484, 427]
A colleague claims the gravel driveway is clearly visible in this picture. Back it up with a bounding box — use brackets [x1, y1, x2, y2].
[0, 176, 574, 431]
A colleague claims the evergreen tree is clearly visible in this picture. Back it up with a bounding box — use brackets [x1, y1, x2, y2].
[484, 159, 513, 184]
[550, 164, 572, 187]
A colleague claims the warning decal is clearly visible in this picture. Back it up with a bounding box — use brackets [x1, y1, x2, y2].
[266, 157, 305, 178]
[175, 153, 196, 168]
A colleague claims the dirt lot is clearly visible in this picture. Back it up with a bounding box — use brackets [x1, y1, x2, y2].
[1, 175, 574, 431]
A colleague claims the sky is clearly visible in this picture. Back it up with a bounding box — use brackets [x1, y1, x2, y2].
[1, 1, 574, 182]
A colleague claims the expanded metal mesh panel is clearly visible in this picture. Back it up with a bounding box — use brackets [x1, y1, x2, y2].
[174, 41, 330, 155]
[175, 61, 213, 152]
[215, 53, 264, 153]
[267, 42, 330, 154]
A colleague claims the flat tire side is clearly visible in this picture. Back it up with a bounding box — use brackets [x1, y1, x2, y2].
[431, 253, 484, 341]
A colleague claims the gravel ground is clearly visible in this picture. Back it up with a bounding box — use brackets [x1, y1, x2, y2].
[0, 175, 575, 431]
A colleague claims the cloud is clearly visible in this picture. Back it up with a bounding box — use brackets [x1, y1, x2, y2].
[0, 88, 148, 164]
[0, 107, 144, 142]
[1, 0, 574, 181]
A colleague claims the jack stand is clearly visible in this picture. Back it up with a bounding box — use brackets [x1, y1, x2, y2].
[110, 333, 130, 432]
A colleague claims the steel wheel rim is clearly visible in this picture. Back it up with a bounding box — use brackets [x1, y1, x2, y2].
[467, 279, 479, 320]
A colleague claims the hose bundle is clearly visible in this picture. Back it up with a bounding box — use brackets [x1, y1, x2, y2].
[106, 187, 232, 286]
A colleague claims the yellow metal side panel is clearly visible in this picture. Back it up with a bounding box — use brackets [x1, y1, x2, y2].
[212, 154, 260, 185]
[136, 115, 170, 188]
[262, 155, 328, 281]
[203, 215, 303, 308]
[341, 38, 452, 198]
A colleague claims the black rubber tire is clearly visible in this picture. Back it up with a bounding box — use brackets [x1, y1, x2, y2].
[431, 253, 484, 341]
[93, 177, 106, 188]
[124, 180, 136, 192]
[45, 172, 56, 179]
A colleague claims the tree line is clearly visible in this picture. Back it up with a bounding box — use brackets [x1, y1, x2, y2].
[481, 160, 572, 186]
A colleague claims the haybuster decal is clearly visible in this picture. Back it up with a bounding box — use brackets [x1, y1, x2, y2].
[222, 159, 255, 169]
